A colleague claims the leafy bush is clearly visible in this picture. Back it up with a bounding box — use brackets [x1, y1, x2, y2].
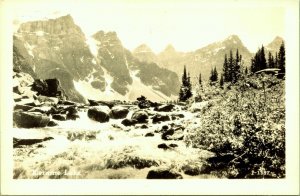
[185, 74, 285, 178]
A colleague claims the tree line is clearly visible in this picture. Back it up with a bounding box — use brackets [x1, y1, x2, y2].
[178, 41, 285, 101]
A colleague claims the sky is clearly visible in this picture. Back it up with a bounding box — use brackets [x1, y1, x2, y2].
[11, 0, 287, 53]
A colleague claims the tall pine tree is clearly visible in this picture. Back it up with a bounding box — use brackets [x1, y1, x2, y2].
[179, 65, 192, 101]
[223, 54, 229, 82]
[251, 45, 267, 73]
[278, 41, 285, 74]
[198, 73, 202, 86]
[267, 52, 275, 68]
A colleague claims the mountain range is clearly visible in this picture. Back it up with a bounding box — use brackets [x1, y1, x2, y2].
[133, 35, 284, 83]
[13, 14, 283, 103]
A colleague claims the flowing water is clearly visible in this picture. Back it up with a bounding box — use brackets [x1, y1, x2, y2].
[13, 106, 216, 179]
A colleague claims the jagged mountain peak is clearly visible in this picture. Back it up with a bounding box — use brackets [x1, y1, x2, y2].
[17, 14, 83, 36]
[223, 34, 243, 45]
[265, 36, 284, 55]
[133, 44, 154, 54]
[163, 44, 176, 52]
[92, 30, 122, 45]
[267, 36, 284, 47]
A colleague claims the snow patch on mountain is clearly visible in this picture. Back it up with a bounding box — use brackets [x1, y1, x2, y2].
[24, 42, 35, 58]
[73, 68, 125, 101]
[35, 31, 45, 36]
[126, 70, 172, 102]
[86, 37, 100, 58]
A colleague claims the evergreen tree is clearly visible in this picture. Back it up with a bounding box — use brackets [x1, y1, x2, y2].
[232, 49, 241, 83]
[267, 52, 275, 68]
[209, 66, 218, 84]
[278, 41, 285, 74]
[214, 67, 218, 81]
[179, 65, 192, 101]
[198, 73, 202, 86]
[274, 52, 278, 68]
[223, 54, 229, 82]
[251, 45, 267, 73]
[260, 45, 267, 70]
[245, 66, 248, 75]
[228, 50, 234, 82]
[220, 74, 224, 88]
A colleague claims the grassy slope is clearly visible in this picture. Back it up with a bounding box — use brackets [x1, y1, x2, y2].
[185, 73, 285, 178]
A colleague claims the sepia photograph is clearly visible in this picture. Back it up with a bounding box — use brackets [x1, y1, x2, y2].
[1, 0, 299, 195]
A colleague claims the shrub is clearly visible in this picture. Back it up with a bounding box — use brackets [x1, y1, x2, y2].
[185, 75, 285, 178]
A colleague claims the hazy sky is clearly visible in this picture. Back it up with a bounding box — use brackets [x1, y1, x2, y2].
[12, 0, 287, 53]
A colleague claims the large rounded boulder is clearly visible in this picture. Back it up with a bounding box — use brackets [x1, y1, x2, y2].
[131, 110, 148, 123]
[13, 111, 50, 128]
[146, 169, 183, 179]
[87, 106, 110, 123]
[109, 106, 129, 119]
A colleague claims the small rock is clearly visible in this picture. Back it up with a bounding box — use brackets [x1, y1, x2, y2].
[154, 104, 175, 112]
[146, 169, 183, 179]
[13, 137, 54, 148]
[52, 114, 66, 121]
[169, 143, 178, 148]
[145, 132, 154, 137]
[121, 119, 137, 126]
[88, 99, 99, 106]
[47, 121, 58, 127]
[152, 114, 170, 123]
[161, 129, 175, 140]
[141, 124, 148, 129]
[157, 143, 169, 150]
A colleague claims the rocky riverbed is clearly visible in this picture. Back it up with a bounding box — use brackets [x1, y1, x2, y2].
[13, 71, 216, 179]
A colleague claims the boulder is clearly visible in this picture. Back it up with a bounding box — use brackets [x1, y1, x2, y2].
[87, 107, 110, 123]
[88, 99, 99, 106]
[45, 79, 60, 97]
[146, 169, 183, 179]
[14, 104, 34, 111]
[13, 137, 54, 148]
[171, 113, 185, 119]
[13, 93, 23, 102]
[161, 129, 174, 140]
[141, 124, 148, 129]
[47, 121, 58, 127]
[13, 112, 50, 128]
[28, 106, 52, 114]
[17, 98, 41, 106]
[131, 110, 148, 123]
[58, 100, 77, 106]
[121, 119, 138, 126]
[37, 95, 59, 105]
[31, 79, 48, 95]
[52, 114, 66, 121]
[66, 106, 79, 120]
[154, 104, 175, 112]
[162, 128, 184, 141]
[182, 165, 202, 176]
[157, 143, 170, 150]
[152, 114, 170, 124]
[169, 143, 178, 148]
[109, 106, 129, 119]
[145, 132, 154, 137]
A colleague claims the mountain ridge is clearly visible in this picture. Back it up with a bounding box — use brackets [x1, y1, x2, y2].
[14, 15, 180, 103]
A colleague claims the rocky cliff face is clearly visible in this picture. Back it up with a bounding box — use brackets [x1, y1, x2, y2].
[14, 15, 180, 103]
